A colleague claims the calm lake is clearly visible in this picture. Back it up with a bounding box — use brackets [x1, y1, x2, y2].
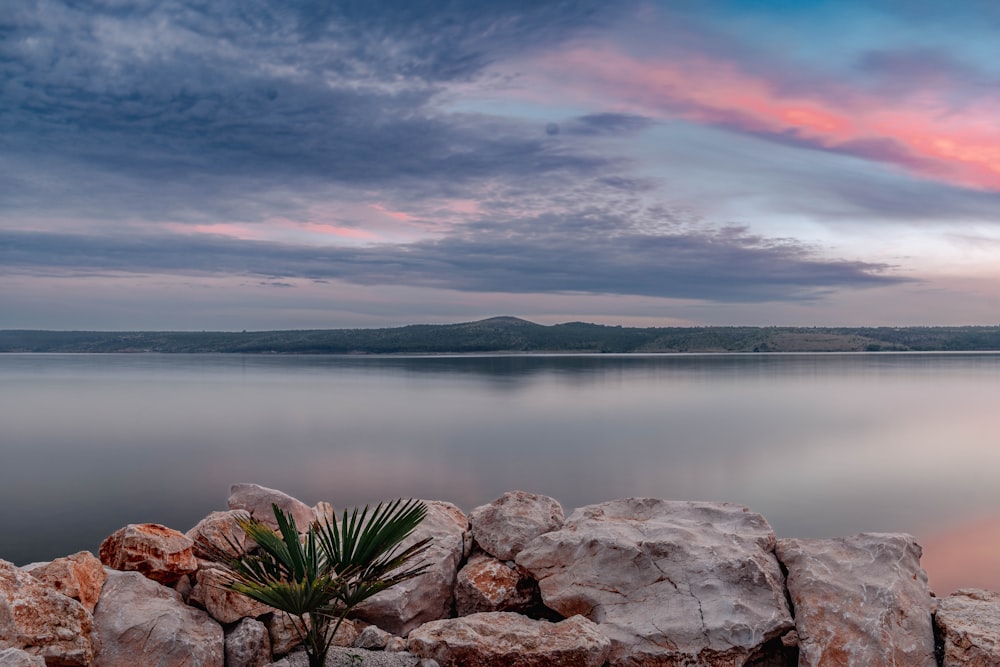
[2, 352, 998, 593]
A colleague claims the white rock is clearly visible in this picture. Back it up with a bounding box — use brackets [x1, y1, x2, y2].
[934, 588, 1000, 667]
[516, 498, 793, 666]
[189, 565, 274, 624]
[93, 569, 224, 666]
[0, 648, 46, 666]
[226, 617, 272, 667]
[776, 533, 936, 667]
[354, 501, 468, 636]
[468, 491, 564, 561]
[407, 612, 611, 667]
[228, 483, 316, 531]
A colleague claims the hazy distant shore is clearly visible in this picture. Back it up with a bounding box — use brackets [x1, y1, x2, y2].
[5, 316, 1000, 354]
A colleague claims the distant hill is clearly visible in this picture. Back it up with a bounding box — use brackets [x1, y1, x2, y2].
[3, 318, 1000, 353]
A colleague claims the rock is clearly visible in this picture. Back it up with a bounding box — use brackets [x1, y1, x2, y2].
[407, 612, 611, 667]
[268, 612, 306, 656]
[93, 569, 224, 666]
[268, 613, 358, 656]
[934, 588, 1000, 666]
[327, 647, 421, 666]
[189, 565, 273, 624]
[188, 510, 254, 559]
[226, 617, 272, 667]
[228, 483, 316, 531]
[776, 533, 936, 667]
[468, 491, 564, 561]
[455, 552, 539, 615]
[0, 648, 46, 666]
[516, 498, 793, 666]
[0, 559, 96, 666]
[275, 647, 421, 667]
[27, 550, 107, 612]
[385, 637, 407, 652]
[354, 624, 395, 650]
[354, 501, 469, 636]
[99, 522, 198, 584]
[314, 501, 336, 524]
[175, 573, 194, 601]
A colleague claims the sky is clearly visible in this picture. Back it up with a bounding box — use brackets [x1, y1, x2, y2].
[4, 0, 1000, 330]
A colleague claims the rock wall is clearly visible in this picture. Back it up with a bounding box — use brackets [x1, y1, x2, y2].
[0, 483, 995, 667]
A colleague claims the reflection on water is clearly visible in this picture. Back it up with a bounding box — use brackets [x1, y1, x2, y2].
[1, 352, 998, 593]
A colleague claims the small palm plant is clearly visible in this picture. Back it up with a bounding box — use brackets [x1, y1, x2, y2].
[199, 499, 431, 667]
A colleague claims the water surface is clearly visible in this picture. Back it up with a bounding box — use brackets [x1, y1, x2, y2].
[2, 352, 997, 593]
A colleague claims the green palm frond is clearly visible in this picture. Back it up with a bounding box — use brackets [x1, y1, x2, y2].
[199, 498, 431, 667]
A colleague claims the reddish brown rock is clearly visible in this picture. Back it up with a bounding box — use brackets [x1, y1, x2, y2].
[228, 483, 316, 532]
[934, 588, 1000, 667]
[93, 569, 224, 666]
[99, 522, 198, 584]
[776, 533, 936, 667]
[455, 552, 539, 616]
[355, 501, 469, 636]
[407, 612, 610, 667]
[28, 550, 107, 613]
[468, 491, 564, 561]
[0, 559, 96, 666]
[516, 498, 793, 666]
[189, 565, 274, 624]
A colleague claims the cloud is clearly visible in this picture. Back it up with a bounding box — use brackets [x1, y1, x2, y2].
[0, 0, 628, 223]
[0, 214, 907, 303]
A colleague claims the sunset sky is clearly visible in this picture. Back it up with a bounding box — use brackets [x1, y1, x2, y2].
[4, 0, 1000, 329]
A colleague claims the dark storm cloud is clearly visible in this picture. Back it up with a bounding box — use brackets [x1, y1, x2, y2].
[0, 223, 906, 303]
[0, 0, 626, 221]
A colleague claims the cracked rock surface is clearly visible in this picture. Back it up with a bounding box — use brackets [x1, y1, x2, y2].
[516, 498, 793, 666]
[776, 533, 936, 667]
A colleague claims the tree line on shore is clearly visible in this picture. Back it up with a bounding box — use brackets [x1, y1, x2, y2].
[4, 316, 1000, 353]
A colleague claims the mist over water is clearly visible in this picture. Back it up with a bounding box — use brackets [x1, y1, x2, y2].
[2, 352, 998, 593]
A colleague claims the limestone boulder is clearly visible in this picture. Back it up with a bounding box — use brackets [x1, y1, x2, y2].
[228, 483, 316, 531]
[934, 588, 1000, 667]
[28, 550, 106, 612]
[189, 565, 274, 624]
[0, 648, 45, 666]
[93, 569, 224, 666]
[0, 559, 96, 666]
[226, 617, 272, 667]
[468, 491, 563, 561]
[516, 498, 794, 666]
[187, 510, 253, 559]
[455, 552, 539, 616]
[99, 522, 198, 584]
[776, 533, 936, 667]
[354, 501, 469, 636]
[407, 611, 611, 667]
[353, 624, 395, 650]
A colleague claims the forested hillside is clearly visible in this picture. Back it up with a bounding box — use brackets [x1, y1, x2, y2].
[4, 317, 1000, 353]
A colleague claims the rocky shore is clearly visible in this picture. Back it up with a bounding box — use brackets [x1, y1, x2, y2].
[1, 484, 997, 666]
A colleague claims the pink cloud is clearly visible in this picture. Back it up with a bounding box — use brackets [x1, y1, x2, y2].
[537, 45, 1000, 191]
